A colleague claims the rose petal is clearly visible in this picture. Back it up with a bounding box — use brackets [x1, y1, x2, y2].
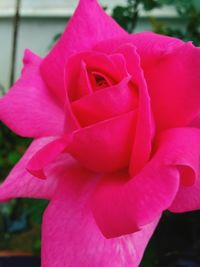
[27, 135, 71, 179]
[68, 111, 137, 172]
[42, 167, 160, 267]
[66, 51, 129, 102]
[92, 128, 200, 237]
[117, 44, 154, 176]
[0, 50, 64, 138]
[94, 32, 183, 63]
[92, 165, 179, 238]
[66, 58, 93, 102]
[115, 33, 200, 129]
[156, 128, 200, 187]
[0, 138, 59, 201]
[142, 42, 200, 130]
[71, 77, 138, 126]
[40, 0, 127, 104]
[169, 177, 200, 212]
[167, 129, 200, 211]
[130, 32, 183, 66]
[95, 33, 200, 129]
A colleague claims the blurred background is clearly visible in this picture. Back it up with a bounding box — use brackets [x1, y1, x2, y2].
[1, 0, 200, 266]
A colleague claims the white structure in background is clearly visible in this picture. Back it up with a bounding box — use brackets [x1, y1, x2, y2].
[0, 0, 176, 91]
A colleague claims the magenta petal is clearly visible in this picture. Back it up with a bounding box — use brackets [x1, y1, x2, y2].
[117, 44, 154, 175]
[68, 111, 136, 172]
[167, 128, 200, 212]
[71, 77, 138, 126]
[130, 32, 183, 66]
[0, 50, 64, 138]
[143, 42, 200, 129]
[98, 33, 200, 129]
[92, 128, 200, 237]
[27, 136, 70, 179]
[94, 32, 183, 62]
[169, 177, 200, 212]
[42, 166, 160, 267]
[92, 165, 179, 238]
[156, 128, 200, 187]
[40, 0, 126, 104]
[0, 138, 59, 201]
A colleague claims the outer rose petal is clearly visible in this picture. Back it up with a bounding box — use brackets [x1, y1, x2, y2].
[94, 32, 183, 65]
[92, 128, 200, 238]
[0, 50, 64, 138]
[142, 42, 200, 130]
[0, 138, 59, 201]
[27, 136, 70, 179]
[40, 0, 127, 104]
[42, 163, 160, 267]
[111, 34, 200, 129]
[169, 178, 200, 212]
[168, 129, 200, 211]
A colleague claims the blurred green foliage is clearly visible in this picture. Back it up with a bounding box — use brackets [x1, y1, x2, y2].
[112, 0, 160, 33]
[112, 0, 200, 45]
[0, 123, 48, 254]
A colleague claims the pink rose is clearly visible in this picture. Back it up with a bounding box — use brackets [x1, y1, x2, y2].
[1, 0, 200, 266]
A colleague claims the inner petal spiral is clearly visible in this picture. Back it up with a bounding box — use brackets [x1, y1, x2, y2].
[89, 71, 112, 90]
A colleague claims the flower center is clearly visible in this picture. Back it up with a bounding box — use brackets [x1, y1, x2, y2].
[89, 71, 111, 90]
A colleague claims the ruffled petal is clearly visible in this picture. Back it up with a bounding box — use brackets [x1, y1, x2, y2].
[27, 135, 71, 179]
[68, 111, 137, 172]
[42, 166, 160, 267]
[0, 138, 59, 201]
[92, 128, 200, 237]
[168, 129, 200, 212]
[0, 50, 64, 138]
[40, 0, 127, 104]
[169, 177, 200, 212]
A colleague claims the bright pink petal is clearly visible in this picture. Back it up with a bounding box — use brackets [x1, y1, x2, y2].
[142, 42, 200, 130]
[0, 138, 59, 201]
[169, 177, 200, 212]
[40, 0, 127, 104]
[94, 32, 183, 63]
[68, 111, 136, 172]
[42, 167, 160, 267]
[65, 51, 129, 101]
[94, 33, 200, 129]
[71, 77, 138, 126]
[92, 128, 200, 237]
[66, 56, 93, 102]
[111, 33, 200, 129]
[167, 129, 200, 212]
[0, 50, 64, 138]
[117, 44, 154, 176]
[92, 165, 179, 238]
[130, 32, 183, 66]
[156, 128, 200, 187]
[27, 135, 70, 179]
